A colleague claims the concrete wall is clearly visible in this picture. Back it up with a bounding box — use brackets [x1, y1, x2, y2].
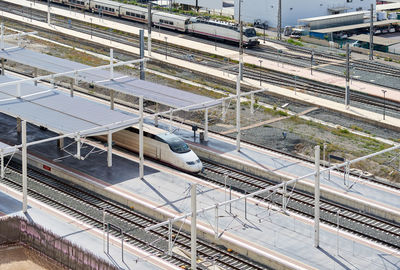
[233, 0, 375, 28]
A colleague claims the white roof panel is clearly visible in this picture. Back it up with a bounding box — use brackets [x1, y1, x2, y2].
[0, 47, 219, 111]
[0, 75, 138, 137]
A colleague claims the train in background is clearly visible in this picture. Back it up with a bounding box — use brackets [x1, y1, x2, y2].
[97, 124, 203, 173]
[46, 0, 259, 47]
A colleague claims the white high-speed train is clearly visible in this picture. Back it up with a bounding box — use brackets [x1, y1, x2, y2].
[45, 0, 259, 46]
[98, 125, 203, 173]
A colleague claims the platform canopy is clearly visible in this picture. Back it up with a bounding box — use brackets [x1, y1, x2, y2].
[0, 46, 220, 111]
[0, 141, 15, 155]
[0, 75, 138, 137]
[348, 34, 400, 46]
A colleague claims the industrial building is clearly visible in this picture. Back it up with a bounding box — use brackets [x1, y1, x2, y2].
[233, 0, 375, 28]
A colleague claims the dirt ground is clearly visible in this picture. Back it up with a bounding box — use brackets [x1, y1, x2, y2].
[0, 246, 64, 270]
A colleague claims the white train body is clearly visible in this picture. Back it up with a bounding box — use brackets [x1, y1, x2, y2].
[188, 17, 259, 46]
[98, 125, 202, 173]
[90, 0, 120, 16]
[152, 12, 189, 32]
[48, 0, 259, 46]
[120, 4, 148, 23]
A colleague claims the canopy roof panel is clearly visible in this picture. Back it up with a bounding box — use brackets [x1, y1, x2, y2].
[0, 75, 138, 137]
[0, 141, 15, 155]
[0, 46, 220, 111]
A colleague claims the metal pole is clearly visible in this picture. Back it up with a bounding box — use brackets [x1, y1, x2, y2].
[214, 204, 219, 239]
[277, 0, 282, 40]
[47, 0, 51, 25]
[191, 184, 197, 270]
[169, 109, 173, 133]
[110, 90, 114, 110]
[148, 3, 152, 56]
[22, 120, 27, 212]
[0, 23, 4, 50]
[345, 43, 350, 108]
[121, 230, 124, 262]
[282, 182, 287, 212]
[336, 210, 341, 255]
[17, 83, 21, 98]
[263, 25, 266, 44]
[76, 133, 81, 160]
[168, 219, 172, 256]
[0, 149, 3, 179]
[221, 100, 226, 122]
[154, 103, 159, 127]
[103, 208, 106, 252]
[259, 60, 262, 86]
[139, 96, 144, 179]
[250, 93, 254, 115]
[90, 18, 93, 39]
[236, 74, 241, 152]
[244, 190, 247, 219]
[382, 90, 387, 120]
[140, 29, 145, 80]
[314, 145, 320, 248]
[204, 108, 208, 142]
[238, 0, 243, 81]
[311, 50, 314, 75]
[107, 223, 110, 254]
[165, 36, 168, 60]
[224, 174, 228, 211]
[1, 59, 4, 76]
[369, 4, 374, 61]
[107, 130, 112, 167]
[110, 48, 114, 80]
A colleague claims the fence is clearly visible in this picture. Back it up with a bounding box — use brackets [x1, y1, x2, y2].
[0, 216, 117, 270]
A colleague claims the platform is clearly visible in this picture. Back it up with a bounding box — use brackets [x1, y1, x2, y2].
[3, 0, 398, 105]
[0, 189, 173, 270]
[0, 111, 398, 270]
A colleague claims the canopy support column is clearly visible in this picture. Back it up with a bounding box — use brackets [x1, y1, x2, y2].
[17, 117, 21, 134]
[76, 133, 81, 160]
[236, 74, 241, 152]
[191, 184, 197, 270]
[22, 120, 27, 213]
[57, 134, 64, 149]
[314, 145, 321, 248]
[0, 149, 4, 179]
[169, 110, 173, 133]
[107, 130, 112, 168]
[250, 93, 254, 115]
[110, 90, 115, 110]
[221, 100, 226, 122]
[139, 96, 144, 179]
[154, 103, 159, 127]
[1, 58, 4, 76]
[110, 48, 114, 80]
[204, 108, 208, 142]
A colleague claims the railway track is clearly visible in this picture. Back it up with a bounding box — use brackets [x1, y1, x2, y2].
[1, 159, 270, 270]
[199, 159, 400, 249]
[2, 1, 400, 118]
[257, 38, 400, 79]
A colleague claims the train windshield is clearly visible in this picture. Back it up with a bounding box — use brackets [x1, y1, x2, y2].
[158, 133, 191, 153]
[244, 28, 257, 37]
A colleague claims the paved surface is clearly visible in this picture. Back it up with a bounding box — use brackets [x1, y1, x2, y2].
[0, 189, 169, 270]
[0, 111, 399, 269]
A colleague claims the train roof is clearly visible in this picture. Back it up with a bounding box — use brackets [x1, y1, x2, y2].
[152, 11, 189, 20]
[90, 0, 123, 8]
[120, 3, 148, 12]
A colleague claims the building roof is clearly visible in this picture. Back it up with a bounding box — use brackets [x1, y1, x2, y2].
[0, 47, 220, 111]
[376, 3, 400, 11]
[312, 19, 400, 33]
[348, 34, 400, 46]
[0, 75, 138, 137]
[298, 11, 367, 23]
